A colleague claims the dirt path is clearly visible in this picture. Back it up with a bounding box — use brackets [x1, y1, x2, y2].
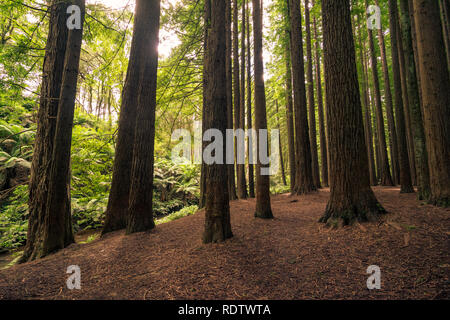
[0, 187, 448, 300]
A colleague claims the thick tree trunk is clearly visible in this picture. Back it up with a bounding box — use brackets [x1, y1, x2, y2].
[388, 0, 414, 193]
[320, 0, 385, 226]
[413, 0, 450, 206]
[246, 0, 255, 198]
[103, 0, 150, 234]
[305, 0, 320, 189]
[365, 0, 394, 187]
[233, 0, 247, 199]
[399, 0, 431, 200]
[226, 0, 238, 201]
[374, 0, 400, 185]
[126, 0, 160, 234]
[252, 0, 273, 219]
[202, 0, 233, 243]
[21, 0, 71, 263]
[312, 5, 328, 188]
[289, 0, 315, 195]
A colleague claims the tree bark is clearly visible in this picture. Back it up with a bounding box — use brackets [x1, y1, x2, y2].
[126, 0, 160, 234]
[305, 0, 320, 189]
[226, 0, 238, 201]
[22, 0, 71, 262]
[365, 0, 394, 186]
[202, 0, 233, 242]
[413, 0, 450, 206]
[289, 0, 315, 195]
[103, 0, 150, 234]
[312, 4, 328, 188]
[246, 0, 255, 198]
[320, 0, 385, 226]
[399, 0, 431, 200]
[388, 0, 414, 193]
[252, 0, 273, 219]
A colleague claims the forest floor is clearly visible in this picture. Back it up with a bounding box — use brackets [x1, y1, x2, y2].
[0, 186, 448, 300]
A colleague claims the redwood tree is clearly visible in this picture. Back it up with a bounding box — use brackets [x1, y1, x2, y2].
[126, 0, 161, 234]
[253, 0, 273, 219]
[413, 0, 450, 206]
[203, 0, 233, 242]
[320, 0, 385, 226]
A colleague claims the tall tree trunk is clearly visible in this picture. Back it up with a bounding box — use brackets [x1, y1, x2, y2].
[239, 0, 248, 198]
[399, 0, 431, 200]
[203, 0, 233, 242]
[439, 0, 450, 71]
[312, 4, 328, 188]
[413, 0, 450, 206]
[388, 0, 414, 193]
[305, 0, 320, 189]
[234, 0, 246, 199]
[126, 0, 160, 234]
[252, 0, 273, 219]
[21, 0, 70, 263]
[320, 0, 385, 226]
[289, 0, 315, 195]
[396, 16, 417, 186]
[365, 0, 394, 186]
[102, 0, 150, 234]
[357, 17, 377, 186]
[246, 0, 255, 198]
[375, 0, 400, 185]
[226, 0, 238, 201]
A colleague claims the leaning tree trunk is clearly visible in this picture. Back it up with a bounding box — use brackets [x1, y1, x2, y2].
[252, 0, 273, 219]
[226, 0, 238, 201]
[289, 0, 315, 195]
[21, 0, 70, 263]
[305, 0, 321, 189]
[320, 0, 386, 226]
[102, 0, 150, 234]
[126, 0, 161, 234]
[413, 0, 450, 206]
[388, 0, 414, 193]
[246, 0, 255, 198]
[312, 4, 328, 188]
[398, 0, 431, 200]
[365, 0, 394, 187]
[202, 0, 233, 243]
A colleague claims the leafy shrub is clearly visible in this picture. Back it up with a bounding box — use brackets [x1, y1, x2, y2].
[156, 205, 198, 225]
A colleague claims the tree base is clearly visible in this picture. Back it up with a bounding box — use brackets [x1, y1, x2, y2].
[202, 217, 233, 244]
[319, 201, 386, 227]
[429, 196, 450, 208]
[254, 208, 274, 219]
[400, 185, 415, 193]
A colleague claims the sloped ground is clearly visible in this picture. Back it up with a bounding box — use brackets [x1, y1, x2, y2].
[0, 187, 448, 300]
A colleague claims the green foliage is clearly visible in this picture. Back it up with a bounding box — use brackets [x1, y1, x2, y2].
[156, 205, 198, 225]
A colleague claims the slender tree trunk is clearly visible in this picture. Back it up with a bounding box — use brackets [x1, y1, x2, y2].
[320, 0, 385, 226]
[276, 101, 287, 186]
[375, 0, 400, 185]
[439, 0, 450, 71]
[365, 0, 394, 186]
[203, 0, 233, 243]
[357, 17, 377, 186]
[246, 0, 255, 198]
[126, 0, 160, 234]
[305, 0, 320, 189]
[413, 0, 450, 206]
[234, 0, 246, 199]
[103, 0, 150, 234]
[396, 16, 417, 186]
[21, 0, 70, 263]
[252, 0, 273, 219]
[388, 0, 414, 193]
[226, 0, 238, 201]
[399, 0, 431, 200]
[313, 5, 328, 188]
[238, 0, 248, 198]
[289, 0, 315, 195]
